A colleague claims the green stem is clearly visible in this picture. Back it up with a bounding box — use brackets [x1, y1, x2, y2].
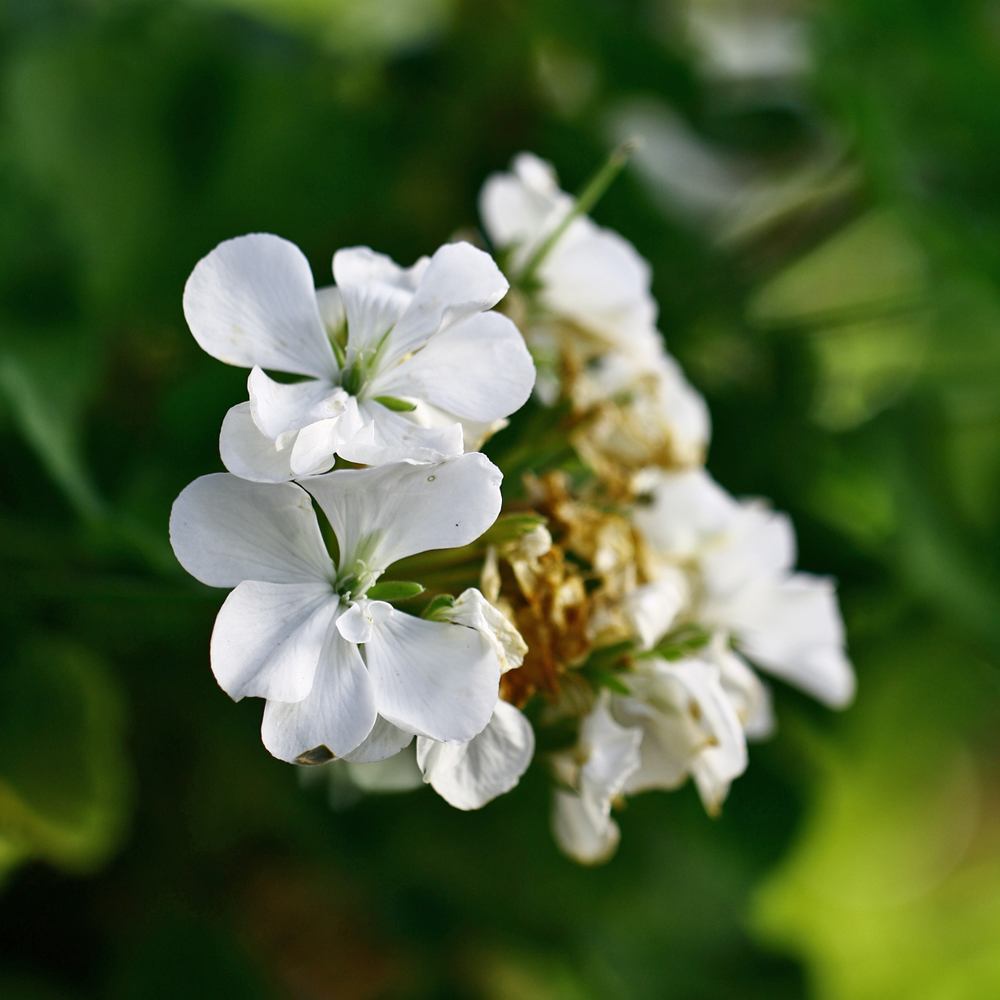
[517, 139, 639, 286]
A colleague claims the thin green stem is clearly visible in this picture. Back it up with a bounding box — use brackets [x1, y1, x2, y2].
[517, 139, 639, 286]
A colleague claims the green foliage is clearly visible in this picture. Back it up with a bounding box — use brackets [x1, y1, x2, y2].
[753, 631, 1000, 999]
[0, 641, 129, 880]
[0, 329, 104, 521]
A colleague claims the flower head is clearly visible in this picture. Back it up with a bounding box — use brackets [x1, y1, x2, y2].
[183, 235, 535, 480]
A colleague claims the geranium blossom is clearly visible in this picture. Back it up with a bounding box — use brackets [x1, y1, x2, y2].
[169, 455, 507, 762]
[633, 467, 856, 707]
[611, 652, 748, 815]
[183, 235, 535, 480]
[480, 152, 658, 351]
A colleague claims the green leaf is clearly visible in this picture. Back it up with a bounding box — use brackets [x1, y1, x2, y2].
[366, 580, 425, 602]
[0, 328, 104, 521]
[373, 395, 417, 412]
[751, 633, 1000, 999]
[0, 639, 130, 882]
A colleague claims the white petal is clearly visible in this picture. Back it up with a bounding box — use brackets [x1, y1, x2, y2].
[301, 453, 502, 572]
[183, 234, 335, 378]
[363, 607, 500, 743]
[341, 716, 414, 763]
[578, 695, 643, 804]
[541, 226, 656, 344]
[372, 311, 534, 422]
[550, 696, 641, 864]
[260, 624, 376, 761]
[335, 598, 393, 645]
[383, 243, 509, 364]
[479, 153, 567, 249]
[652, 352, 712, 464]
[552, 790, 621, 866]
[708, 637, 774, 740]
[210, 582, 339, 702]
[247, 367, 336, 441]
[632, 467, 738, 559]
[332, 247, 418, 357]
[734, 575, 854, 708]
[376, 399, 507, 455]
[613, 657, 746, 804]
[701, 502, 796, 598]
[315, 285, 345, 332]
[219, 402, 294, 484]
[624, 569, 689, 650]
[287, 399, 366, 478]
[336, 401, 464, 466]
[669, 660, 748, 814]
[611, 669, 698, 794]
[444, 589, 527, 672]
[613, 694, 691, 793]
[416, 700, 534, 810]
[333, 246, 421, 293]
[170, 474, 332, 587]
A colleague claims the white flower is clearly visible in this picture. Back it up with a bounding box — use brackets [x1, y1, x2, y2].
[551, 695, 642, 864]
[611, 655, 748, 816]
[169, 454, 506, 763]
[183, 235, 535, 480]
[632, 467, 856, 708]
[480, 153, 658, 350]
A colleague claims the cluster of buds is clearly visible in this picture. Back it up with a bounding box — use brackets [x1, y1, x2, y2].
[171, 149, 854, 864]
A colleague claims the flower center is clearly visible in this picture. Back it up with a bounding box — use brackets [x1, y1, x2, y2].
[334, 326, 395, 399]
[332, 532, 382, 600]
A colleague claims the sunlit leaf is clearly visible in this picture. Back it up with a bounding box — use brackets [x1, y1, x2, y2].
[752, 635, 1000, 1000]
[0, 639, 130, 881]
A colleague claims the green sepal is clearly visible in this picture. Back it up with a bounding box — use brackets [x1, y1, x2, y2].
[589, 669, 632, 696]
[421, 594, 456, 619]
[636, 624, 712, 662]
[374, 395, 417, 412]
[365, 580, 425, 602]
[577, 640, 634, 696]
[482, 512, 548, 546]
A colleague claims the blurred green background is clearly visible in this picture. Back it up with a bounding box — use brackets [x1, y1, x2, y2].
[2, 1, 999, 997]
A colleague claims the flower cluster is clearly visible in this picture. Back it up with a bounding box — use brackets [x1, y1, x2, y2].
[171, 150, 854, 864]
